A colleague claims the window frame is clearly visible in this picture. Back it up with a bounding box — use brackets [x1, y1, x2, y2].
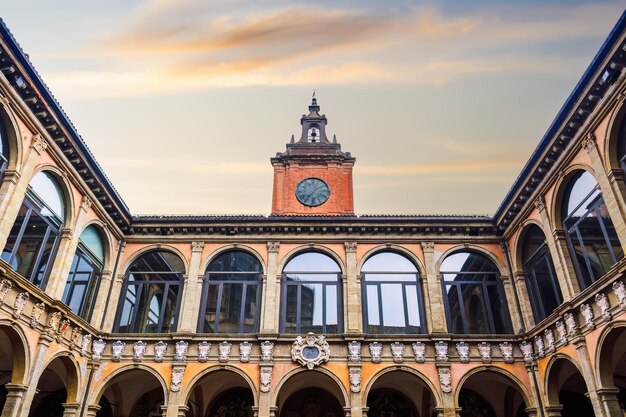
[522, 234, 563, 322]
[62, 239, 103, 320]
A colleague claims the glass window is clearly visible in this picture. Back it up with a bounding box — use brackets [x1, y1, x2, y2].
[618, 113, 626, 178]
[281, 251, 342, 333]
[522, 225, 563, 322]
[115, 250, 184, 333]
[198, 250, 262, 333]
[562, 171, 623, 289]
[1, 171, 64, 287]
[0, 118, 8, 178]
[362, 252, 425, 334]
[62, 226, 104, 320]
[440, 251, 512, 334]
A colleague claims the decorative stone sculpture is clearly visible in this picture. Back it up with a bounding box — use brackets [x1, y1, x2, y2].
[348, 341, 361, 362]
[219, 341, 232, 363]
[175, 341, 189, 362]
[70, 327, 81, 347]
[349, 368, 361, 393]
[239, 342, 252, 363]
[133, 341, 147, 362]
[534, 335, 545, 358]
[435, 341, 449, 362]
[198, 341, 211, 362]
[154, 341, 168, 363]
[544, 329, 555, 353]
[555, 321, 567, 347]
[520, 341, 534, 363]
[48, 312, 62, 335]
[477, 342, 492, 364]
[564, 312, 578, 336]
[13, 292, 29, 319]
[92, 338, 106, 361]
[81, 334, 92, 357]
[438, 367, 452, 393]
[390, 342, 404, 364]
[260, 367, 272, 393]
[291, 333, 330, 370]
[595, 293, 611, 320]
[58, 320, 70, 341]
[456, 342, 470, 363]
[112, 341, 125, 362]
[260, 341, 274, 362]
[499, 342, 514, 364]
[580, 303, 594, 330]
[612, 281, 626, 308]
[0, 280, 11, 306]
[412, 342, 426, 363]
[171, 366, 185, 392]
[369, 342, 383, 364]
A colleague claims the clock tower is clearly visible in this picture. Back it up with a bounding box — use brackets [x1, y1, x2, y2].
[271, 97, 356, 216]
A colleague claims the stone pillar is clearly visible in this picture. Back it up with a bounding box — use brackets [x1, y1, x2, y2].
[544, 405, 564, 417]
[61, 403, 81, 417]
[177, 406, 190, 417]
[525, 364, 547, 417]
[344, 242, 361, 334]
[101, 272, 125, 332]
[164, 364, 186, 417]
[525, 407, 538, 417]
[583, 134, 626, 250]
[422, 242, 446, 333]
[513, 271, 536, 328]
[535, 196, 581, 301]
[177, 242, 204, 332]
[93, 241, 125, 330]
[257, 364, 273, 417]
[595, 387, 624, 417]
[0, 384, 28, 417]
[261, 242, 280, 334]
[85, 405, 101, 417]
[500, 274, 523, 333]
[347, 363, 362, 417]
[436, 364, 457, 417]
[571, 336, 606, 417]
[0, 134, 47, 252]
[18, 334, 53, 417]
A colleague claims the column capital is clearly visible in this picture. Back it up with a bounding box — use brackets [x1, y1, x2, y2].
[178, 405, 191, 417]
[191, 241, 205, 252]
[581, 132, 597, 153]
[268, 242, 280, 253]
[86, 405, 102, 417]
[421, 241, 435, 253]
[80, 196, 93, 212]
[4, 383, 28, 394]
[344, 242, 357, 253]
[534, 195, 546, 212]
[31, 134, 48, 154]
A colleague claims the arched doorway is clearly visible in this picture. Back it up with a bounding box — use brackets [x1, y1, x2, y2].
[0, 324, 28, 413]
[546, 358, 595, 417]
[597, 325, 626, 415]
[28, 356, 79, 417]
[458, 370, 529, 417]
[186, 369, 255, 417]
[276, 371, 346, 417]
[366, 370, 436, 417]
[95, 368, 165, 417]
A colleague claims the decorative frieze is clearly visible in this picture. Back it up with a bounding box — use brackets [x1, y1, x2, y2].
[580, 303, 595, 330]
[260, 341, 274, 362]
[92, 339, 106, 361]
[412, 342, 426, 363]
[171, 366, 185, 392]
[349, 368, 361, 393]
[612, 281, 626, 308]
[544, 329, 555, 354]
[390, 342, 404, 364]
[555, 321, 567, 347]
[499, 342, 514, 364]
[12, 292, 28, 319]
[520, 341, 534, 363]
[48, 312, 62, 335]
[456, 342, 470, 363]
[111, 341, 125, 362]
[260, 367, 272, 393]
[133, 341, 147, 362]
[81, 334, 92, 357]
[348, 341, 361, 362]
[219, 341, 232, 363]
[198, 341, 211, 362]
[477, 342, 492, 364]
[438, 367, 452, 393]
[369, 342, 383, 364]
[175, 341, 188, 362]
[534, 335, 545, 358]
[291, 333, 330, 370]
[0, 280, 11, 306]
[154, 341, 168, 362]
[595, 293, 611, 321]
[564, 312, 578, 337]
[239, 342, 252, 363]
[435, 341, 449, 362]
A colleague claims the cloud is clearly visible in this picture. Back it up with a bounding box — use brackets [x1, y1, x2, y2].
[357, 158, 524, 175]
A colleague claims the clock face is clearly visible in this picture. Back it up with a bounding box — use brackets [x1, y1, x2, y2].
[295, 178, 330, 207]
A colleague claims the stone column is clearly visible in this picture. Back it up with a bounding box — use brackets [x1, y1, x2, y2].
[92, 241, 125, 330]
[436, 364, 457, 417]
[544, 405, 564, 417]
[525, 364, 547, 417]
[344, 242, 361, 334]
[164, 364, 186, 417]
[177, 242, 204, 332]
[261, 242, 280, 334]
[595, 387, 623, 417]
[0, 134, 47, 252]
[571, 336, 606, 417]
[535, 196, 581, 301]
[18, 334, 53, 417]
[500, 273, 523, 333]
[348, 363, 363, 417]
[177, 406, 190, 417]
[61, 403, 81, 417]
[513, 271, 536, 328]
[0, 384, 28, 417]
[582, 134, 626, 250]
[85, 405, 101, 417]
[258, 363, 274, 417]
[101, 272, 125, 332]
[422, 242, 446, 333]
[525, 407, 538, 417]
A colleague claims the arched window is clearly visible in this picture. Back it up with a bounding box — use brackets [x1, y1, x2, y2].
[1, 171, 65, 287]
[441, 251, 511, 334]
[361, 252, 425, 334]
[198, 250, 262, 333]
[281, 252, 342, 334]
[62, 226, 104, 320]
[618, 114, 626, 177]
[0, 117, 9, 179]
[522, 225, 563, 322]
[115, 250, 184, 333]
[562, 170, 623, 289]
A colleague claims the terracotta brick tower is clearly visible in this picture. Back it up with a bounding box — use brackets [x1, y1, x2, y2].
[271, 97, 356, 216]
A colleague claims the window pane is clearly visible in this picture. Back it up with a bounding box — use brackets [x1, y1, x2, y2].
[445, 285, 464, 334]
[531, 256, 561, 319]
[29, 172, 65, 220]
[486, 285, 509, 334]
[217, 283, 243, 333]
[67, 284, 86, 313]
[598, 201, 624, 262]
[161, 284, 180, 333]
[461, 284, 490, 334]
[243, 284, 258, 333]
[363, 273, 416, 282]
[1, 204, 28, 268]
[202, 285, 219, 332]
[366, 285, 380, 328]
[79, 226, 104, 261]
[208, 272, 260, 281]
[207, 250, 261, 272]
[441, 252, 499, 274]
[325, 285, 338, 333]
[284, 285, 298, 333]
[32, 230, 58, 287]
[405, 285, 421, 330]
[118, 285, 138, 332]
[285, 273, 338, 282]
[284, 252, 340, 272]
[129, 250, 185, 273]
[300, 283, 323, 333]
[564, 171, 599, 217]
[381, 284, 405, 332]
[362, 252, 417, 272]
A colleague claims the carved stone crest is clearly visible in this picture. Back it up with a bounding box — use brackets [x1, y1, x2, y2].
[171, 366, 185, 392]
[595, 293, 611, 320]
[555, 321, 567, 347]
[412, 342, 426, 363]
[456, 342, 470, 363]
[438, 367, 452, 393]
[612, 281, 626, 308]
[154, 341, 168, 362]
[0, 280, 11, 306]
[435, 341, 449, 362]
[58, 319, 70, 340]
[344, 242, 357, 253]
[175, 341, 189, 362]
[348, 341, 361, 362]
[477, 342, 491, 364]
[92, 338, 106, 361]
[13, 292, 29, 319]
[112, 341, 125, 362]
[545, 329, 555, 353]
[70, 327, 81, 347]
[498, 342, 514, 363]
[291, 333, 330, 370]
[390, 342, 404, 364]
[349, 368, 361, 393]
[564, 312, 578, 336]
[260, 367, 272, 393]
[219, 341, 232, 363]
[580, 303, 594, 329]
[267, 242, 280, 252]
[369, 342, 383, 364]
[534, 335, 545, 358]
[198, 341, 211, 362]
[239, 342, 252, 363]
[520, 341, 534, 363]
[81, 334, 92, 357]
[133, 341, 147, 362]
[260, 341, 274, 362]
[48, 312, 62, 335]
[421, 242, 435, 252]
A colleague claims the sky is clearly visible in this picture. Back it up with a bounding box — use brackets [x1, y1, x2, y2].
[2, 1, 625, 216]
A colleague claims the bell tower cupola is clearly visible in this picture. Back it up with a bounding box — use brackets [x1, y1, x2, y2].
[271, 96, 356, 216]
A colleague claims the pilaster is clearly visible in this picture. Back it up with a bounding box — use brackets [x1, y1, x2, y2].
[85, 405, 101, 417]
[344, 242, 361, 334]
[513, 271, 536, 328]
[422, 242, 446, 333]
[572, 338, 605, 417]
[61, 403, 81, 417]
[177, 241, 204, 332]
[0, 383, 28, 417]
[18, 334, 53, 417]
[500, 274, 523, 333]
[261, 242, 280, 334]
[595, 387, 623, 417]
